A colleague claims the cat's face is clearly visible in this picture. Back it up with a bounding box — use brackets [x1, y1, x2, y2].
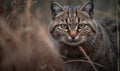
[49, 1, 97, 46]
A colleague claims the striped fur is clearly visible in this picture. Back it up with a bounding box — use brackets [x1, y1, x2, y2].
[49, 1, 96, 46]
[49, 1, 117, 71]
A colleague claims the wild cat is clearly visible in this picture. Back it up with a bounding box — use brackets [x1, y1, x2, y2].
[49, 1, 117, 71]
[0, 17, 64, 71]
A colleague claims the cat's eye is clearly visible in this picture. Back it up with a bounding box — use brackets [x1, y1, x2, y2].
[78, 23, 87, 29]
[59, 24, 69, 29]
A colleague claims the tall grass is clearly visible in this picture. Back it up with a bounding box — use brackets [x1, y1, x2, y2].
[0, 0, 64, 71]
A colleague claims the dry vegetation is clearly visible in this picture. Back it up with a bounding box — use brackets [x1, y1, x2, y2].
[0, 0, 119, 71]
[0, 0, 64, 71]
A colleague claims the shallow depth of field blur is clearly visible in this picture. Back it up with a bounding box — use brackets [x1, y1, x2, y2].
[0, 0, 119, 62]
[0, 0, 119, 24]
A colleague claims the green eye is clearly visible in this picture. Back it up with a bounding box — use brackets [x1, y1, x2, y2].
[78, 23, 87, 29]
[60, 24, 68, 29]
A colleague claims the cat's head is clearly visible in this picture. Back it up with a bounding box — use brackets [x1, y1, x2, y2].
[49, 1, 97, 46]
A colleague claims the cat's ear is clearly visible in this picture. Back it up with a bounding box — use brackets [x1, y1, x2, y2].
[51, 2, 64, 19]
[80, 1, 94, 18]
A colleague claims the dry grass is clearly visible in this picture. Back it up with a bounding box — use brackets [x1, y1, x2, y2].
[0, 0, 118, 71]
[0, 0, 64, 71]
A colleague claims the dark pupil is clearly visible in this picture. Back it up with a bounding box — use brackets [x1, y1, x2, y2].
[78, 24, 86, 29]
[60, 24, 68, 29]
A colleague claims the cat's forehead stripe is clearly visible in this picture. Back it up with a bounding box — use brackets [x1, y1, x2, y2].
[58, 7, 88, 24]
[65, 8, 80, 24]
[68, 8, 76, 17]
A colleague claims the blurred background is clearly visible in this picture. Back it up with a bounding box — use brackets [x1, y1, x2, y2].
[0, 0, 119, 69]
[0, 0, 119, 56]
[0, 0, 119, 24]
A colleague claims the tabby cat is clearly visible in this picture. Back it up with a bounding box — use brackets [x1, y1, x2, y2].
[49, 1, 117, 71]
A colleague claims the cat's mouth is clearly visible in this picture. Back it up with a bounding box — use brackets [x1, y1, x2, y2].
[59, 36, 86, 46]
[67, 40, 82, 46]
[61, 38, 82, 46]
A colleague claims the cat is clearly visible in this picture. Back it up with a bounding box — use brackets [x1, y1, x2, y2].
[0, 16, 65, 71]
[49, 1, 117, 71]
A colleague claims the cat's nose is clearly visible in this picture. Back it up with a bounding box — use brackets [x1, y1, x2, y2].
[69, 30, 77, 39]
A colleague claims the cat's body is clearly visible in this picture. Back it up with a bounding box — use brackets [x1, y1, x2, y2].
[49, 1, 117, 71]
[0, 17, 64, 71]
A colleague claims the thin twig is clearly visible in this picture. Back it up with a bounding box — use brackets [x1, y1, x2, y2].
[79, 46, 98, 71]
[65, 59, 106, 69]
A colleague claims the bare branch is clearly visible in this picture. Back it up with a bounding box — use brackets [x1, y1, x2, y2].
[79, 46, 98, 71]
[65, 59, 106, 69]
